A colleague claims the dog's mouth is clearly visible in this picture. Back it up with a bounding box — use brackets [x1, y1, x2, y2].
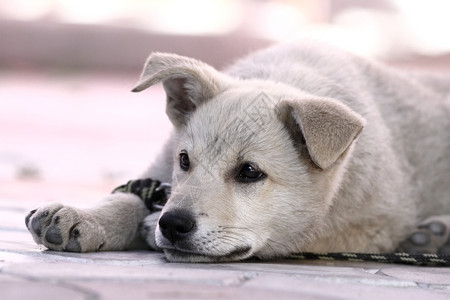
[162, 246, 253, 263]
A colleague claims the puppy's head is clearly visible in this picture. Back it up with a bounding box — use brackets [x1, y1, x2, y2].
[134, 53, 365, 262]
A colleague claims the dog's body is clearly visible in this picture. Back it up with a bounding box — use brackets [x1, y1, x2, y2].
[26, 43, 450, 262]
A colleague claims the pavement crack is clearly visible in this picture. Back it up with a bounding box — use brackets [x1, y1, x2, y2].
[57, 282, 100, 300]
[375, 269, 450, 291]
[1, 268, 100, 300]
[222, 272, 259, 287]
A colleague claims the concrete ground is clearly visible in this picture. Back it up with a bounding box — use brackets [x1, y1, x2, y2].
[1, 70, 450, 300]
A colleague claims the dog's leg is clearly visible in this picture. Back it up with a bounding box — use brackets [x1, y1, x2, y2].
[397, 215, 450, 254]
[25, 132, 175, 252]
[25, 193, 153, 252]
[140, 211, 162, 251]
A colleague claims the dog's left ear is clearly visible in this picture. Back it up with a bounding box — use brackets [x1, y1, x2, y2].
[276, 98, 365, 169]
[132, 53, 230, 127]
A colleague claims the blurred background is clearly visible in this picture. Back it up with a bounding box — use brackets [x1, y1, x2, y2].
[1, 0, 450, 206]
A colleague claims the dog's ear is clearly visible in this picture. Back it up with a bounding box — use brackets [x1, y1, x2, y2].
[132, 53, 230, 127]
[276, 98, 365, 169]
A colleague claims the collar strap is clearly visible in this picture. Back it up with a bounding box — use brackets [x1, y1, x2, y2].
[112, 178, 170, 212]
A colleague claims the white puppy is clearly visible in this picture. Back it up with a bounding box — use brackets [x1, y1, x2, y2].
[26, 42, 450, 262]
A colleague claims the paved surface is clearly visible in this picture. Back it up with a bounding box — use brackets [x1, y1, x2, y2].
[2, 205, 450, 300]
[1, 71, 450, 299]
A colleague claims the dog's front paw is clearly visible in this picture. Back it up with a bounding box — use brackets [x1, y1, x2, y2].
[140, 211, 162, 251]
[397, 215, 450, 255]
[25, 203, 106, 252]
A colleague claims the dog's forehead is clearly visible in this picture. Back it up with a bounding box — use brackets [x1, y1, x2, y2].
[178, 88, 284, 158]
[196, 89, 276, 130]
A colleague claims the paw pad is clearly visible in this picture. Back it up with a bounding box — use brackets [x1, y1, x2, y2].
[71, 228, 80, 238]
[409, 231, 430, 246]
[419, 221, 446, 236]
[398, 217, 450, 254]
[45, 226, 63, 245]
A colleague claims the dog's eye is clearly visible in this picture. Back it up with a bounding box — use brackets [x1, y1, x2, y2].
[236, 163, 266, 183]
[179, 152, 190, 171]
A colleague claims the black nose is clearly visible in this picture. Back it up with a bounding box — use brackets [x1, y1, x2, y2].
[158, 211, 195, 244]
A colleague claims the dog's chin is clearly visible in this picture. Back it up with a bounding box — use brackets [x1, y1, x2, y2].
[162, 247, 253, 263]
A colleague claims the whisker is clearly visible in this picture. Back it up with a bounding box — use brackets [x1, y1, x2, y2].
[219, 233, 249, 245]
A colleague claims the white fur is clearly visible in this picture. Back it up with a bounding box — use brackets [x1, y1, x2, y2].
[142, 42, 449, 262]
[26, 42, 450, 262]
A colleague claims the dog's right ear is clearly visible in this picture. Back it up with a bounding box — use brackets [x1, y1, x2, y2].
[276, 98, 365, 170]
[132, 53, 230, 127]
